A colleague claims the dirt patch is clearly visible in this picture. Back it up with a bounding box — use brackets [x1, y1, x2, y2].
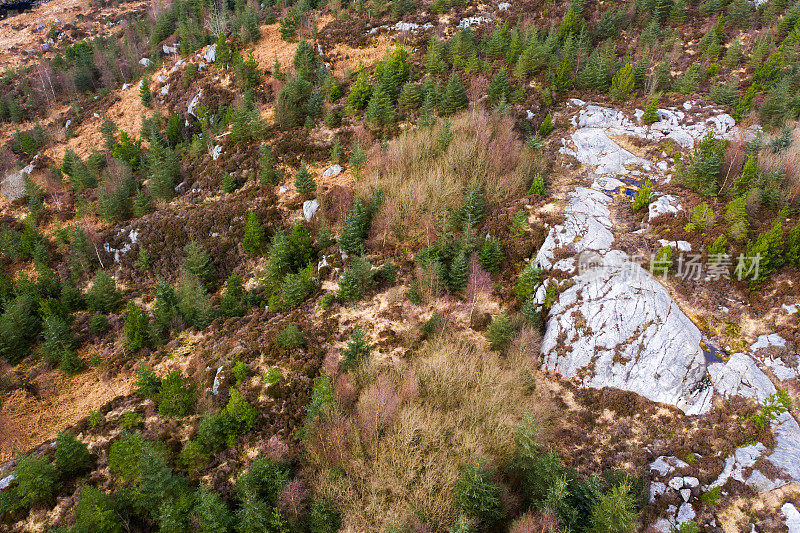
[0, 365, 134, 461]
[327, 34, 402, 76]
[248, 22, 301, 74]
[0, 0, 148, 70]
[45, 82, 148, 161]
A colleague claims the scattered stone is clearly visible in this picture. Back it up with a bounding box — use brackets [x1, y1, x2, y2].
[657, 239, 691, 252]
[121, 82, 131, 90]
[162, 43, 178, 55]
[139, 57, 150, 67]
[649, 194, 682, 221]
[783, 503, 800, 533]
[211, 145, 222, 160]
[782, 304, 798, 314]
[650, 481, 667, 502]
[0, 474, 15, 491]
[751, 333, 786, 351]
[204, 43, 216, 63]
[303, 199, 320, 221]
[668, 477, 684, 490]
[676, 503, 696, 524]
[187, 89, 203, 117]
[458, 16, 490, 28]
[651, 456, 690, 477]
[160, 83, 170, 96]
[680, 488, 691, 502]
[322, 164, 343, 177]
[279, 186, 289, 193]
[498, 1, 511, 9]
[683, 476, 699, 488]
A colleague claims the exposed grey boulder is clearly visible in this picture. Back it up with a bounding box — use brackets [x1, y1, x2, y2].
[751, 333, 786, 351]
[649, 194, 682, 220]
[163, 43, 178, 55]
[322, 164, 343, 177]
[211, 145, 222, 160]
[708, 353, 776, 403]
[676, 503, 696, 524]
[204, 44, 216, 63]
[650, 456, 690, 477]
[783, 503, 800, 533]
[188, 90, 203, 117]
[0, 474, 15, 491]
[303, 199, 320, 221]
[139, 57, 151, 67]
[541, 251, 712, 415]
[535, 187, 614, 270]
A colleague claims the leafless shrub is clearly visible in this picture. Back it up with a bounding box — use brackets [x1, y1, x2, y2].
[509, 510, 560, 533]
[357, 108, 544, 244]
[263, 435, 289, 463]
[466, 254, 492, 317]
[356, 374, 401, 441]
[278, 478, 308, 522]
[308, 337, 554, 531]
[509, 326, 543, 363]
[758, 121, 800, 206]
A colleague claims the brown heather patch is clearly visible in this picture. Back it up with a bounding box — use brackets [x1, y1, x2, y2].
[304, 335, 558, 532]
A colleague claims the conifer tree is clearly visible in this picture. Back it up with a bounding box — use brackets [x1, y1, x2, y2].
[488, 68, 511, 105]
[539, 112, 555, 136]
[140, 78, 152, 107]
[551, 36, 576, 92]
[785, 222, 800, 268]
[424, 38, 447, 74]
[399, 82, 422, 111]
[643, 94, 660, 125]
[220, 273, 246, 317]
[610, 63, 636, 100]
[100, 115, 118, 151]
[347, 67, 372, 111]
[733, 154, 758, 195]
[177, 273, 213, 328]
[448, 251, 469, 294]
[339, 199, 372, 255]
[215, 33, 232, 67]
[337, 256, 373, 302]
[123, 301, 150, 352]
[182, 241, 215, 288]
[148, 134, 180, 201]
[134, 189, 153, 217]
[259, 144, 280, 185]
[479, 238, 505, 273]
[41, 312, 76, 367]
[365, 84, 395, 127]
[341, 326, 371, 370]
[242, 211, 265, 256]
[439, 73, 468, 116]
[87, 270, 122, 313]
[294, 164, 316, 195]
